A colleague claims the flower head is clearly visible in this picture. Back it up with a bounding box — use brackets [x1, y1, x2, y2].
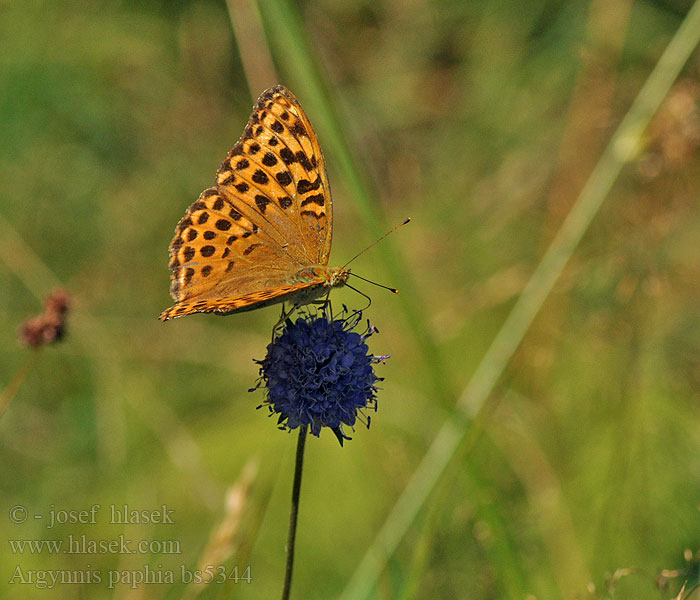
[252, 308, 387, 445]
[18, 289, 70, 348]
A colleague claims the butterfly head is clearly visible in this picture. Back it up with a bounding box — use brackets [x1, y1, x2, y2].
[329, 266, 350, 288]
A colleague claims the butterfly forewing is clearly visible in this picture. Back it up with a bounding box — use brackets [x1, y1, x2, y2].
[216, 86, 332, 264]
[160, 85, 333, 321]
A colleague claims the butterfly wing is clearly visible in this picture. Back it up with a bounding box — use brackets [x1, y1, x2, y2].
[160, 85, 332, 321]
[159, 280, 327, 321]
[216, 85, 332, 265]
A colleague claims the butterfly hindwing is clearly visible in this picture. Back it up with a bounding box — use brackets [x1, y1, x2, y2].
[159, 280, 327, 321]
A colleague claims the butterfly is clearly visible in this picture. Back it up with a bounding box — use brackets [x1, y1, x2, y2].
[159, 85, 349, 321]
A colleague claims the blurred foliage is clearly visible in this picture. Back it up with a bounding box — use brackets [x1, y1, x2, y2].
[1, 0, 700, 599]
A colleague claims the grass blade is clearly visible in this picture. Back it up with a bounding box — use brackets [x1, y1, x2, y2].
[340, 2, 700, 597]
[255, 0, 453, 403]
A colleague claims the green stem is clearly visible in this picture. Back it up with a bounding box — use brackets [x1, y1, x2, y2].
[281, 425, 307, 600]
[0, 349, 41, 418]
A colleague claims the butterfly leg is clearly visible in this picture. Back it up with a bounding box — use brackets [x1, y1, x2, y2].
[312, 291, 346, 343]
[272, 303, 298, 342]
[310, 290, 333, 320]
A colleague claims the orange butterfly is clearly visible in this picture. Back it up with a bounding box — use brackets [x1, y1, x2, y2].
[159, 86, 349, 321]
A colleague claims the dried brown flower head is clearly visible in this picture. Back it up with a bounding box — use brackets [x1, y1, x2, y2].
[18, 289, 71, 348]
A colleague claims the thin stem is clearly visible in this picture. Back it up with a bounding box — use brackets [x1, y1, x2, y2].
[0, 349, 41, 418]
[281, 425, 307, 600]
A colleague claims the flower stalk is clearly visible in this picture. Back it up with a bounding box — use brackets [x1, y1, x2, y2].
[281, 425, 307, 600]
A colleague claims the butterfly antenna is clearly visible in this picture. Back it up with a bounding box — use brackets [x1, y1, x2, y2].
[348, 272, 399, 294]
[342, 217, 411, 268]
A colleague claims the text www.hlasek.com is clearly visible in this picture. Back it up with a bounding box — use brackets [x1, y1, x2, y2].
[9, 535, 181, 555]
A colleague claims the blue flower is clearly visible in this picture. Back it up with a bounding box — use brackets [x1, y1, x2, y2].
[252, 308, 387, 445]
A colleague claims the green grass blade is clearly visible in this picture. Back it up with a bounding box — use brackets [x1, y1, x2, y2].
[255, 0, 453, 403]
[340, 1, 700, 597]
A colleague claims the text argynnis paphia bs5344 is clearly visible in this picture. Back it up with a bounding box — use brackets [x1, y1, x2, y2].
[159, 86, 349, 321]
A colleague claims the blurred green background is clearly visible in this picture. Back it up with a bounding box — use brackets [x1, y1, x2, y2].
[2, 0, 700, 598]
